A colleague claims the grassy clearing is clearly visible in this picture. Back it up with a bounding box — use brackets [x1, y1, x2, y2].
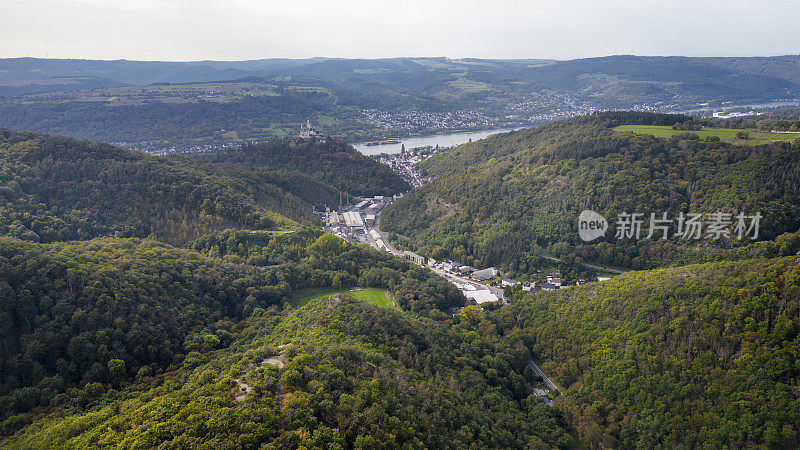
[289, 287, 395, 309]
[614, 125, 798, 143]
[348, 288, 395, 309]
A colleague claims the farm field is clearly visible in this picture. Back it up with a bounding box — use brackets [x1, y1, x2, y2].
[289, 287, 396, 309]
[614, 124, 799, 143]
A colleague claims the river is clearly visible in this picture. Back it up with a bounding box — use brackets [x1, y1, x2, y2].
[351, 128, 518, 155]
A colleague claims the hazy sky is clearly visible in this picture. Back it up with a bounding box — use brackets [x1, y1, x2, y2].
[2, 0, 798, 61]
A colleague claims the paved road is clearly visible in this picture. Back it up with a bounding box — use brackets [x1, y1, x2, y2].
[373, 213, 401, 255]
[528, 359, 560, 393]
[540, 253, 629, 274]
[514, 314, 561, 407]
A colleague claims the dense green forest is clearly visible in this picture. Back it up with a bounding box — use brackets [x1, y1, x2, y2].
[184, 228, 465, 314]
[509, 256, 800, 448]
[0, 228, 467, 437]
[382, 112, 800, 275]
[0, 129, 341, 245]
[416, 112, 691, 177]
[199, 137, 410, 197]
[0, 237, 271, 431]
[4, 293, 570, 448]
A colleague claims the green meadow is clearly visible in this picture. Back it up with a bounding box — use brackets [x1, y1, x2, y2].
[614, 124, 798, 143]
[290, 287, 396, 309]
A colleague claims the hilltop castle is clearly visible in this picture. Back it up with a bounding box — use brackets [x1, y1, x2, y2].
[298, 120, 318, 139]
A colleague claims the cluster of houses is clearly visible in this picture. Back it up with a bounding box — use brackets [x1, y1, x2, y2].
[424, 259, 501, 304]
[361, 109, 498, 133]
[517, 274, 614, 293]
[429, 258, 606, 295]
[520, 276, 584, 292]
[320, 195, 613, 307]
[376, 147, 434, 188]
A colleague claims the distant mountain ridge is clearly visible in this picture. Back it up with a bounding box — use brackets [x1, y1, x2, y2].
[2, 55, 798, 105]
[517, 55, 800, 106]
[0, 57, 332, 84]
[0, 55, 800, 98]
[1, 55, 798, 149]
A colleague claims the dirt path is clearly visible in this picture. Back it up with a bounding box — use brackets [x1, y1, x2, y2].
[231, 344, 289, 404]
[540, 252, 629, 274]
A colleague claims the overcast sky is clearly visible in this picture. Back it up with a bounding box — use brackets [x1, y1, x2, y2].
[2, 0, 798, 61]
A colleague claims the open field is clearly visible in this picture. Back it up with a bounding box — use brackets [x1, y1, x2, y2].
[12, 82, 280, 105]
[614, 124, 799, 143]
[289, 287, 395, 309]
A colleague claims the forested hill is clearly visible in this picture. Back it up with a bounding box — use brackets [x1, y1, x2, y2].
[509, 255, 800, 448]
[0, 129, 340, 244]
[417, 112, 690, 177]
[199, 137, 410, 197]
[381, 112, 800, 274]
[0, 229, 472, 441]
[4, 279, 569, 448]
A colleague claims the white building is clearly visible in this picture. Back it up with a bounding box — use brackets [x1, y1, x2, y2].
[500, 279, 518, 288]
[342, 211, 364, 227]
[465, 290, 500, 304]
[546, 276, 562, 287]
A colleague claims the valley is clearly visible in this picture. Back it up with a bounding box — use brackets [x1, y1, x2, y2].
[4, 0, 800, 445]
[0, 62, 799, 449]
[319, 195, 507, 305]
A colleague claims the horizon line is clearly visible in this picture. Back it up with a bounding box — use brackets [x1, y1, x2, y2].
[2, 53, 800, 64]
